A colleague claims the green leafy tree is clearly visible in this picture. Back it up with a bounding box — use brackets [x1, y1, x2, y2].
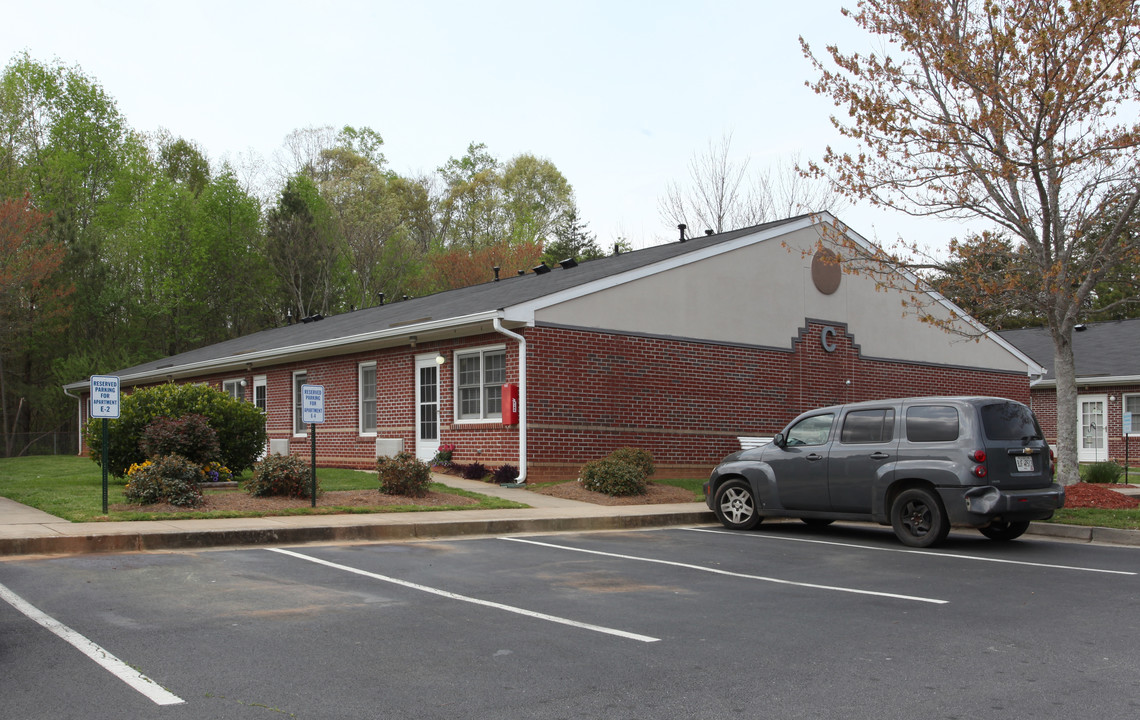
[265, 173, 346, 318]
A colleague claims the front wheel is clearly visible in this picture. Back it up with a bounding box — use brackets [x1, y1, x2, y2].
[978, 519, 1030, 541]
[890, 488, 949, 548]
[714, 479, 763, 530]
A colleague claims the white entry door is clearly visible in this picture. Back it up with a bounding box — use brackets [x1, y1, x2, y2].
[415, 356, 440, 462]
[1078, 395, 1108, 463]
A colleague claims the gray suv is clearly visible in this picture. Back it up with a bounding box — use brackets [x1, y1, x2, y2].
[704, 396, 1065, 547]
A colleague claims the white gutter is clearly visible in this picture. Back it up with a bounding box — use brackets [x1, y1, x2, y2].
[493, 317, 527, 485]
[1029, 374, 1140, 389]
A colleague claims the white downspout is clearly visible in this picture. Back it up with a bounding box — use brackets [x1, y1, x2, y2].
[493, 317, 526, 485]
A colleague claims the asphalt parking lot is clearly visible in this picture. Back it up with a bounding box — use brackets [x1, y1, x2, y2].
[2, 523, 1137, 719]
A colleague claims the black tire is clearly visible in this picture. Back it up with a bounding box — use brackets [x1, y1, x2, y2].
[978, 519, 1030, 541]
[713, 479, 763, 530]
[800, 518, 834, 528]
[890, 488, 950, 548]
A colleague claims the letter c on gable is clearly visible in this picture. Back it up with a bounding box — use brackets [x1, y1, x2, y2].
[821, 326, 837, 353]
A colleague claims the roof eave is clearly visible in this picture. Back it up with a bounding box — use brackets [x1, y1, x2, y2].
[62, 310, 505, 391]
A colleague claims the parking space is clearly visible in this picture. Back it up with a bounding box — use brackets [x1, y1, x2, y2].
[2, 526, 1137, 719]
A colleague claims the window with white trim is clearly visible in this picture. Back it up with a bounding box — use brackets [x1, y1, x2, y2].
[1125, 394, 1140, 436]
[223, 378, 245, 401]
[455, 346, 506, 420]
[360, 362, 377, 435]
[293, 371, 307, 435]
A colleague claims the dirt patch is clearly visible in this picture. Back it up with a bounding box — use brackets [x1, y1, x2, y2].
[1064, 484, 1140, 510]
[528, 481, 698, 506]
[111, 489, 479, 514]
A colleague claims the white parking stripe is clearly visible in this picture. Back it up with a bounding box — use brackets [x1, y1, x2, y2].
[268, 548, 660, 643]
[500, 537, 948, 604]
[0, 581, 184, 706]
[686, 527, 1137, 575]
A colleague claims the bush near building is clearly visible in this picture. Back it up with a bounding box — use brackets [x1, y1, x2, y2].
[83, 383, 267, 477]
[579, 448, 656, 496]
[245, 455, 317, 498]
[378, 451, 432, 497]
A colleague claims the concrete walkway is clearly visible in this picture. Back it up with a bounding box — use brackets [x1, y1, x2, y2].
[2, 478, 1138, 557]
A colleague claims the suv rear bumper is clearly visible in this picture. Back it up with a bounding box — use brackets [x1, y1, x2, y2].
[940, 483, 1066, 526]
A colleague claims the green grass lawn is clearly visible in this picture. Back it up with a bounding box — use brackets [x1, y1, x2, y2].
[0, 455, 526, 522]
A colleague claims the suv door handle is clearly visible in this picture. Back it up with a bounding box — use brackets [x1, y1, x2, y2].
[869, 452, 890, 460]
[806, 453, 823, 461]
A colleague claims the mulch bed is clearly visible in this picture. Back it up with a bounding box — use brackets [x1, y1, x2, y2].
[111, 489, 479, 514]
[528, 481, 697, 505]
[1063, 483, 1140, 510]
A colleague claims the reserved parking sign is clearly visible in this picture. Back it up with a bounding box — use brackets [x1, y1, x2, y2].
[90, 375, 120, 419]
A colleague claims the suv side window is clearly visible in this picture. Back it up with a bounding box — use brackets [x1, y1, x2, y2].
[785, 414, 835, 446]
[906, 405, 959, 442]
[841, 409, 895, 444]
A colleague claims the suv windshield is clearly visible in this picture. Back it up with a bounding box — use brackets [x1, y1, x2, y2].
[980, 401, 1042, 441]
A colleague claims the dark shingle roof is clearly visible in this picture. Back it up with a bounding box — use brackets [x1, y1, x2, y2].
[70, 217, 806, 386]
[999, 319, 1140, 379]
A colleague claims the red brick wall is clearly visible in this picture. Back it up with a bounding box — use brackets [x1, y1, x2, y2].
[1029, 384, 1140, 464]
[522, 322, 1029, 481]
[78, 321, 1032, 481]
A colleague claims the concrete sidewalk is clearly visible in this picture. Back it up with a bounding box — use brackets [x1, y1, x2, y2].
[0, 476, 716, 557]
[2, 478, 1138, 557]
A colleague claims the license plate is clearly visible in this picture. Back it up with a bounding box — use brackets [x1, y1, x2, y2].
[1015, 455, 1034, 472]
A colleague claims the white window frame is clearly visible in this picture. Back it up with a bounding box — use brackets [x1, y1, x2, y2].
[293, 370, 308, 436]
[1124, 393, 1140, 437]
[222, 378, 246, 401]
[453, 344, 506, 422]
[359, 361, 377, 436]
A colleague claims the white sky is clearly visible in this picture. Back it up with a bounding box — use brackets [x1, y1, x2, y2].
[2, 0, 982, 251]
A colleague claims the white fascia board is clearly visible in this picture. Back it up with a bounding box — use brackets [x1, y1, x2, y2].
[1030, 374, 1140, 390]
[63, 311, 501, 390]
[838, 221, 1048, 378]
[500, 214, 822, 325]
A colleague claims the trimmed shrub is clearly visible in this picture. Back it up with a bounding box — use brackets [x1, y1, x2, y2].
[1083, 461, 1124, 485]
[492, 464, 520, 484]
[579, 456, 648, 497]
[378, 451, 432, 497]
[608, 447, 655, 479]
[124, 454, 205, 508]
[246, 455, 316, 498]
[83, 382, 267, 477]
[140, 414, 220, 465]
[462, 461, 489, 480]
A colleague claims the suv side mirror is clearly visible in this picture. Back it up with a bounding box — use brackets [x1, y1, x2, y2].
[773, 432, 786, 449]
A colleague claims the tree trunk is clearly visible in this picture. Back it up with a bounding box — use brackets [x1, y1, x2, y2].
[1051, 328, 1081, 486]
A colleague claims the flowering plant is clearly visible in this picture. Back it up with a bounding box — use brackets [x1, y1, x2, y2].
[432, 443, 456, 467]
[202, 461, 234, 483]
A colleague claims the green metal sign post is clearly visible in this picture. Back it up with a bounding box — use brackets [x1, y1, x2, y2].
[301, 384, 325, 509]
[90, 375, 120, 516]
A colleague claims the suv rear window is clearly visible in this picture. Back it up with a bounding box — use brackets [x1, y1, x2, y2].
[980, 402, 1042, 441]
[906, 405, 959, 442]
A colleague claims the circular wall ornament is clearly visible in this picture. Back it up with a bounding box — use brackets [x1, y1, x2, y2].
[811, 248, 841, 295]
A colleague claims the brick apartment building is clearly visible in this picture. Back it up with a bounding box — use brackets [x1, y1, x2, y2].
[65, 214, 1043, 482]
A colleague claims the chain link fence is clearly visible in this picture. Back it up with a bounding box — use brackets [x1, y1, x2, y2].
[2, 432, 81, 458]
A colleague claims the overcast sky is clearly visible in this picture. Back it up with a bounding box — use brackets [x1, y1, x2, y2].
[2, 0, 979, 251]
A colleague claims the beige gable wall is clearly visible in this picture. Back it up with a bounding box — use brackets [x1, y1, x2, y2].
[534, 224, 1027, 373]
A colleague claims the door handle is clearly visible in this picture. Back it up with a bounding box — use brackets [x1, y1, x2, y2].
[869, 452, 890, 460]
[806, 453, 823, 461]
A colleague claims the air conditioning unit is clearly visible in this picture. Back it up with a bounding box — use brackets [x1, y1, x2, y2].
[269, 439, 290, 456]
[375, 438, 404, 458]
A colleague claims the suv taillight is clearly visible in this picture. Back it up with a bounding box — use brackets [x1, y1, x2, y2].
[1050, 449, 1056, 476]
[970, 449, 988, 478]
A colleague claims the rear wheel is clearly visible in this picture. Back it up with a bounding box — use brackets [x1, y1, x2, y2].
[978, 519, 1030, 541]
[714, 479, 763, 530]
[890, 488, 950, 548]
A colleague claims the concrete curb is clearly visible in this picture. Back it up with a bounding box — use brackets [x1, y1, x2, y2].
[0, 510, 718, 557]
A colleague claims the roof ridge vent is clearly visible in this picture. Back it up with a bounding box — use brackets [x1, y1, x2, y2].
[558, 257, 578, 269]
[532, 262, 551, 275]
